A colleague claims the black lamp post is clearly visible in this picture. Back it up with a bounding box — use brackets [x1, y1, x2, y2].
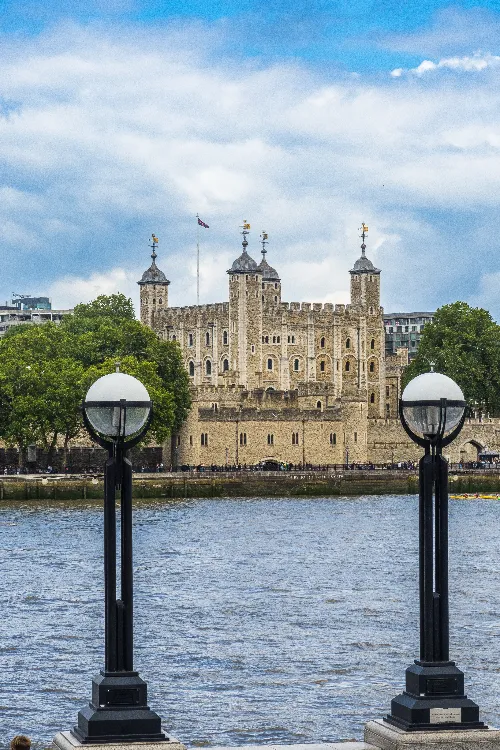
[385, 370, 485, 731]
[73, 368, 165, 744]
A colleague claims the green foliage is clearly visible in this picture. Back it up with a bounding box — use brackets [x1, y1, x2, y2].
[403, 302, 500, 413]
[0, 295, 191, 458]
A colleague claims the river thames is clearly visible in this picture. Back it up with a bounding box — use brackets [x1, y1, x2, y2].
[1, 495, 499, 749]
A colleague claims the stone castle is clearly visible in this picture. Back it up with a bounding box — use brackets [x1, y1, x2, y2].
[138, 225, 496, 466]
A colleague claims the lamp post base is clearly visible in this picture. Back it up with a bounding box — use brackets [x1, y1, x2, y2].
[384, 662, 485, 732]
[72, 671, 167, 744]
[53, 731, 185, 750]
[365, 720, 500, 750]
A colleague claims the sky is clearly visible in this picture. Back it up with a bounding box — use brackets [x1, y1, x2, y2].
[1, 0, 500, 318]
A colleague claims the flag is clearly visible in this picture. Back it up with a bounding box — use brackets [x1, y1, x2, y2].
[243, 221, 251, 230]
[198, 218, 209, 228]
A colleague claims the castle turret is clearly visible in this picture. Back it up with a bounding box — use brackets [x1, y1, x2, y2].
[349, 223, 381, 310]
[138, 234, 170, 328]
[227, 221, 263, 389]
[257, 231, 281, 307]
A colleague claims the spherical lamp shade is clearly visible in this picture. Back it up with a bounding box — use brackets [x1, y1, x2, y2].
[401, 372, 466, 440]
[84, 372, 151, 439]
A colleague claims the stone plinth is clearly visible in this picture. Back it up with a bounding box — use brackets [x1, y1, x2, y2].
[365, 719, 500, 750]
[52, 730, 186, 750]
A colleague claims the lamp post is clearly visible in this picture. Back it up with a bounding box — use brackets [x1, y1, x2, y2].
[72, 368, 165, 744]
[385, 370, 485, 731]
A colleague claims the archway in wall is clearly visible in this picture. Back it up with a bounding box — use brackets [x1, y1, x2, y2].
[459, 440, 483, 463]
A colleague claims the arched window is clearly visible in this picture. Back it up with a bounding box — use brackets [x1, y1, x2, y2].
[265, 336, 269, 343]
[370, 361, 375, 373]
[223, 330, 228, 345]
[277, 336, 280, 343]
[316, 401, 322, 409]
[273, 336, 276, 343]
[345, 361, 350, 372]
[370, 392, 375, 403]
[206, 331, 210, 346]
[294, 359, 299, 371]
[223, 358, 229, 372]
[330, 433, 336, 445]
[370, 338, 375, 350]
[320, 337, 325, 348]
[267, 358, 273, 370]
[152, 298, 156, 304]
[188, 333, 193, 346]
[159, 298, 163, 305]
[320, 361, 325, 372]
[275, 282, 278, 289]
[346, 338, 351, 349]
[189, 361, 195, 376]
[206, 360, 212, 375]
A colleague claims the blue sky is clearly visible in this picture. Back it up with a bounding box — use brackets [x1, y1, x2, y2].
[1, 0, 500, 318]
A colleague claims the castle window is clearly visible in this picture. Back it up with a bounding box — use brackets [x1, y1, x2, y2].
[246, 275, 249, 280]
[273, 336, 276, 343]
[212, 403, 218, 412]
[386, 403, 390, 415]
[262, 282, 265, 288]
[370, 392, 375, 403]
[346, 338, 351, 348]
[330, 433, 336, 445]
[251, 345, 255, 353]
[292, 336, 295, 343]
[386, 385, 390, 397]
[336, 361, 339, 370]
[320, 361, 325, 372]
[265, 336, 269, 343]
[206, 360, 212, 375]
[240, 432, 247, 446]
[223, 330, 228, 345]
[189, 333, 193, 346]
[177, 435, 181, 446]
[277, 336, 280, 343]
[159, 298, 163, 305]
[274, 296, 278, 303]
[189, 435, 193, 446]
[267, 358, 273, 370]
[152, 298, 156, 304]
[370, 307, 374, 315]
[320, 337, 325, 348]
[172, 334, 176, 341]
[369, 362, 375, 373]
[262, 295, 264, 302]
[292, 432, 299, 445]
[275, 283, 278, 289]
[223, 358, 229, 371]
[189, 361, 195, 377]
[201, 433, 208, 446]
[316, 401, 322, 409]
[294, 359, 299, 371]
[354, 432, 358, 443]
[371, 338, 375, 350]
[267, 434, 274, 445]
[206, 332, 210, 346]
[345, 361, 350, 372]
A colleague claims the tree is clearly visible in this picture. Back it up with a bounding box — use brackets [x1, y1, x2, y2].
[403, 302, 500, 414]
[0, 295, 191, 464]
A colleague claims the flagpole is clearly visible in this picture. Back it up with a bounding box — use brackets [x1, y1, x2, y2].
[196, 214, 200, 306]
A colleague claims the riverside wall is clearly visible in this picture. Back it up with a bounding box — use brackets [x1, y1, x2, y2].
[1, 471, 500, 500]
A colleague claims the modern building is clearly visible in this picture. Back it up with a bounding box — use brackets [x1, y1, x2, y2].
[383, 311, 434, 360]
[0, 296, 72, 337]
[139, 226, 408, 466]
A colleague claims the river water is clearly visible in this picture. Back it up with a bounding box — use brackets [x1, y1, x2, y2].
[1, 495, 500, 749]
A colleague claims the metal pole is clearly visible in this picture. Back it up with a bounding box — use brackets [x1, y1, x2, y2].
[104, 454, 117, 673]
[421, 451, 434, 662]
[196, 215, 200, 306]
[436, 451, 450, 661]
[121, 455, 134, 671]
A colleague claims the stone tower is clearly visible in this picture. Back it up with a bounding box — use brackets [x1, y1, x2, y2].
[227, 223, 263, 390]
[138, 234, 170, 328]
[349, 225, 384, 418]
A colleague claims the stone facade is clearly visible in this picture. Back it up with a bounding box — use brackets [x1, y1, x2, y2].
[138, 228, 499, 466]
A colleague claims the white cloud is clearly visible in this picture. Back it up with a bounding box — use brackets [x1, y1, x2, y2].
[392, 52, 500, 77]
[1, 22, 500, 318]
[47, 267, 140, 310]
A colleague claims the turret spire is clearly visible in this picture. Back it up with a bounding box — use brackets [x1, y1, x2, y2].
[359, 223, 368, 257]
[240, 220, 251, 249]
[260, 231, 268, 259]
[149, 233, 159, 263]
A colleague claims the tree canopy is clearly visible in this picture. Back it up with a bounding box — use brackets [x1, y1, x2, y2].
[402, 302, 500, 414]
[0, 294, 191, 463]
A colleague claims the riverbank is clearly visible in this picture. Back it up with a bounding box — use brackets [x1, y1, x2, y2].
[1, 469, 500, 500]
